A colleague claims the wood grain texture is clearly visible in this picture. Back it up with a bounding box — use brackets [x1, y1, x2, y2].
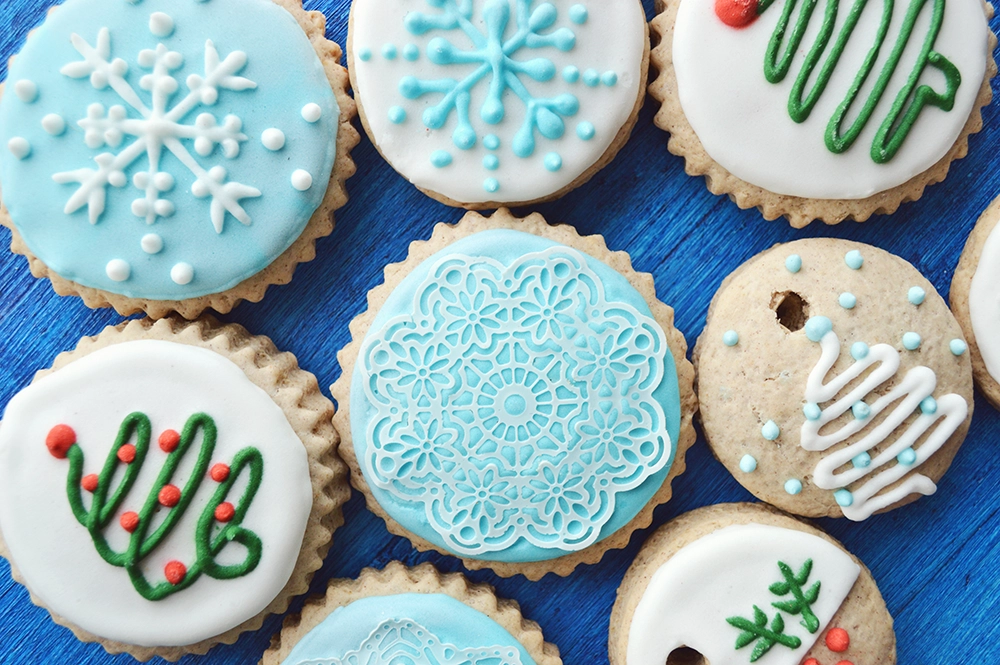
[0, 1, 998, 664]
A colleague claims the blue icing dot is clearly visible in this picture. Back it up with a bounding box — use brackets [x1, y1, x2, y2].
[803, 403, 821, 421]
[563, 66, 580, 83]
[582, 69, 600, 87]
[403, 43, 419, 61]
[577, 121, 595, 140]
[483, 177, 499, 193]
[483, 154, 499, 171]
[839, 292, 857, 309]
[852, 401, 871, 420]
[950, 339, 967, 356]
[897, 448, 917, 466]
[804, 316, 833, 342]
[784, 479, 803, 495]
[785, 254, 802, 273]
[920, 396, 937, 415]
[852, 452, 872, 468]
[908, 286, 926, 305]
[382, 44, 398, 60]
[739, 454, 757, 473]
[851, 342, 869, 360]
[723, 330, 739, 347]
[358, 47, 372, 62]
[544, 153, 562, 172]
[430, 150, 452, 168]
[601, 71, 618, 86]
[834, 489, 854, 507]
[388, 106, 407, 124]
[569, 4, 588, 24]
[845, 250, 864, 270]
[483, 134, 500, 151]
[902, 332, 922, 350]
[761, 420, 780, 441]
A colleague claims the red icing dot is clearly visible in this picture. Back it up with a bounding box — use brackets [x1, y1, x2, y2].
[803, 660, 820, 665]
[826, 627, 850, 653]
[158, 429, 180, 453]
[836, 661, 854, 665]
[81, 474, 99, 493]
[715, 0, 760, 27]
[214, 502, 236, 523]
[46, 424, 76, 459]
[117, 444, 136, 464]
[210, 463, 230, 483]
[120, 511, 140, 533]
[158, 485, 181, 507]
[164, 560, 187, 585]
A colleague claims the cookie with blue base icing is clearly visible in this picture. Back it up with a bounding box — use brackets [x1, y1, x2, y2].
[331, 208, 697, 579]
[0, 0, 358, 318]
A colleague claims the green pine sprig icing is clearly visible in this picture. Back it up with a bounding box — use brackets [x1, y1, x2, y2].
[52, 412, 264, 601]
[769, 559, 822, 633]
[726, 606, 803, 662]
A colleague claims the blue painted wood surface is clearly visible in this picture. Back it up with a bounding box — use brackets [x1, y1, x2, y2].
[0, 1, 998, 663]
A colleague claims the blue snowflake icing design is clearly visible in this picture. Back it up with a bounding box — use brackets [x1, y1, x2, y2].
[299, 619, 523, 665]
[361, 247, 673, 556]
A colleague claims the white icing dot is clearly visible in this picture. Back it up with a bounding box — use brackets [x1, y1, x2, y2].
[301, 103, 322, 123]
[149, 12, 175, 37]
[13, 80, 37, 103]
[106, 259, 131, 282]
[7, 137, 31, 160]
[291, 169, 313, 191]
[41, 114, 66, 136]
[171, 262, 194, 285]
[261, 128, 286, 151]
[141, 233, 164, 254]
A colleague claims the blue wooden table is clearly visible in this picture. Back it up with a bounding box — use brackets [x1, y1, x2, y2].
[1, 1, 998, 663]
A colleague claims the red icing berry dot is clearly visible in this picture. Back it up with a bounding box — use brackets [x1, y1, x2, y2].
[45, 424, 76, 459]
[164, 560, 187, 585]
[158, 429, 180, 453]
[210, 463, 230, 482]
[158, 485, 181, 507]
[836, 661, 855, 665]
[117, 444, 136, 464]
[715, 0, 759, 27]
[803, 659, 820, 665]
[81, 474, 99, 493]
[120, 511, 140, 533]
[214, 502, 236, 523]
[826, 627, 850, 653]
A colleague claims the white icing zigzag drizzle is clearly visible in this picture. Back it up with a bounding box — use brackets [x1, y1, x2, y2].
[800, 317, 968, 521]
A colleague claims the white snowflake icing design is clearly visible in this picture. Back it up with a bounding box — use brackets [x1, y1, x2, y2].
[54, 25, 261, 233]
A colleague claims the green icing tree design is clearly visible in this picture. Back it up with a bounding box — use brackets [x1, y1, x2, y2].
[770, 559, 822, 633]
[45, 412, 264, 601]
[726, 606, 803, 662]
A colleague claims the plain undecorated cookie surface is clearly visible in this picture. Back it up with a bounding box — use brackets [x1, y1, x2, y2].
[695, 239, 973, 519]
[609, 502, 897, 665]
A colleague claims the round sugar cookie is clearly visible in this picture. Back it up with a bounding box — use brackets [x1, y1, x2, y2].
[694, 238, 973, 520]
[347, 0, 648, 208]
[331, 208, 697, 579]
[262, 562, 561, 665]
[0, 317, 348, 659]
[951, 194, 1000, 409]
[649, 0, 997, 227]
[0, 0, 358, 318]
[609, 503, 896, 665]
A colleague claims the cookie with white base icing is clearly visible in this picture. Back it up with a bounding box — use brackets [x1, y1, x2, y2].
[609, 503, 896, 665]
[347, 0, 648, 208]
[0, 317, 349, 660]
[262, 562, 561, 665]
[0, 0, 358, 318]
[649, 0, 997, 227]
[331, 208, 697, 579]
[951, 194, 1000, 409]
[694, 238, 973, 519]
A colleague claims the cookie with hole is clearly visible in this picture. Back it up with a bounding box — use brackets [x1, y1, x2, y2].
[609, 502, 896, 665]
[693, 238, 973, 520]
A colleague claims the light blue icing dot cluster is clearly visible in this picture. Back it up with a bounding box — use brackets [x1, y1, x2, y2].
[803, 402, 821, 420]
[430, 150, 453, 168]
[852, 401, 871, 420]
[804, 316, 833, 342]
[785, 254, 802, 273]
[839, 292, 857, 309]
[569, 4, 589, 24]
[483, 134, 500, 151]
[834, 489, 854, 507]
[784, 478, 803, 495]
[845, 250, 864, 270]
[897, 448, 917, 466]
[577, 121, 596, 140]
[851, 342, 870, 360]
[544, 152, 562, 172]
[563, 66, 580, 83]
[908, 286, 926, 305]
[739, 454, 758, 473]
[852, 451, 872, 468]
[723, 330, 739, 347]
[902, 332, 922, 350]
[483, 154, 499, 171]
[403, 43, 420, 61]
[761, 420, 780, 441]
[483, 177, 499, 193]
[388, 106, 407, 124]
[950, 339, 968, 356]
[920, 396, 938, 414]
[382, 44, 398, 60]
[359, 47, 373, 61]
